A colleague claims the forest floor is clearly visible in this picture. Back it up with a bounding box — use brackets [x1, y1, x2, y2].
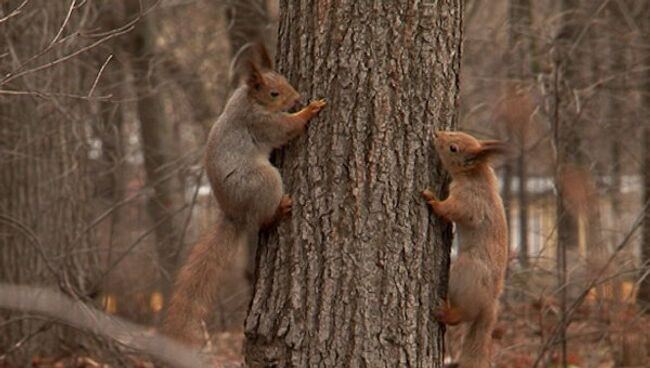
[202, 299, 650, 368]
[11, 285, 650, 367]
[13, 299, 650, 367]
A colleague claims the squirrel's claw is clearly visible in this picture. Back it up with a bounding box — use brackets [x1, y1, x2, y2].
[309, 99, 327, 113]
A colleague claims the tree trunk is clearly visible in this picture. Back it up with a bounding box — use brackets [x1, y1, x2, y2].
[123, 2, 186, 299]
[598, 2, 628, 304]
[501, 161, 513, 248]
[638, 5, 650, 308]
[507, 0, 533, 78]
[641, 116, 650, 307]
[555, 0, 585, 255]
[517, 145, 529, 267]
[244, 1, 462, 366]
[163, 57, 216, 127]
[225, 0, 273, 90]
[552, 1, 584, 365]
[0, 0, 103, 363]
[507, 0, 533, 268]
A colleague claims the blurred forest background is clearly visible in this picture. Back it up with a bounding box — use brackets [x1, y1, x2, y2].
[1, 0, 649, 367]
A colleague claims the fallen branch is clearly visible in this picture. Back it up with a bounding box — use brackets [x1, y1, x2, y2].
[0, 284, 209, 368]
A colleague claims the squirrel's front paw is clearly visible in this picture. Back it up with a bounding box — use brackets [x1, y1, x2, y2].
[307, 99, 327, 115]
[421, 189, 438, 204]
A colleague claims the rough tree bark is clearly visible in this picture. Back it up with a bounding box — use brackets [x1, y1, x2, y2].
[244, 1, 462, 366]
[0, 0, 103, 363]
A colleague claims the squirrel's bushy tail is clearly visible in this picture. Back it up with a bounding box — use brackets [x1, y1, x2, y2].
[163, 216, 245, 345]
[457, 308, 496, 368]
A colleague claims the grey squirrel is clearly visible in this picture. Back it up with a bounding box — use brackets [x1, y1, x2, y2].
[422, 131, 509, 368]
[163, 43, 326, 344]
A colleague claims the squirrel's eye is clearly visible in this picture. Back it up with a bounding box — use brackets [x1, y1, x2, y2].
[449, 144, 459, 153]
[270, 91, 280, 98]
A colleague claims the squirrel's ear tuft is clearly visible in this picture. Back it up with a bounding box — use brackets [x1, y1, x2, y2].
[255, 42, 274, 70]
[466, 140, 510, 164]
[245, 61, 265, 89]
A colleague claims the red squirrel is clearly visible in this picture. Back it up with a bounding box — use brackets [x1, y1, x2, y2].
[163, 43, 326, 345]
[422, 131, 508, 368]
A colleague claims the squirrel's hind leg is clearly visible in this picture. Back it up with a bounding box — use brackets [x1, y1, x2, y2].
[446, 257, 494, 323]
[434, 302, 464, 325]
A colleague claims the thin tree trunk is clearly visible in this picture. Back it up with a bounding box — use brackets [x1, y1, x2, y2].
[123, 2, 186, 299]
[225, 0, 273, 90]
[638, 5, 650, 308]
[244, 1, 462, 366]
[507, 0, 532, 268]
[553, 1, 582, 365]
[163, 58, 216, 127]
[517, 144, 529, 267]
[641, 119, 650, 307]
[599, 3, 627, 304]
[501, 162, 513, 247]
[607, 20, 623, 226]
[556, 0, 584, 254]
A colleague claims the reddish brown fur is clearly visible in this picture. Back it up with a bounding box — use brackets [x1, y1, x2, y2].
[163, 218, 239, 344]
[422, 131, 508, 368]
[163, 43, 325, 345]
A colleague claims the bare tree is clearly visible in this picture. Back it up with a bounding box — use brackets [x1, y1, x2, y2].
[555, 0, 584, 260]
[0, 0, 105, 363]
[551, 1, 585, 365]
[507, 0, 533, 268]
[638, 4, 650, 308]
[244, 1, 462, 366]
[225, 0, 273, 90]
[122, 1, 187, 300]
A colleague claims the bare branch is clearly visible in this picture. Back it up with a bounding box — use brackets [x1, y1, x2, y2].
[0, 284, 209, 368]
[0, 0, 30, 24]
[49, 0, 77, 48]
[88, 54, 113, 98]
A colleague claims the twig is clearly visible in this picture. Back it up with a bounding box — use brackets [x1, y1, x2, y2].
[0, 214, 61, 281]
[49, 0, 77, 48]
[0, 88, 112, 101]
[88, 54, 113, 98]
[1, 0, 161, 87]
[1, 23, 134, 87]
[0, 0, 30, 24]
[531, 199, 650, 367]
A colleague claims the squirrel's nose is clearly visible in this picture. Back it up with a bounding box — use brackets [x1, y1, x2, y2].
[433, 131, 439, 139]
